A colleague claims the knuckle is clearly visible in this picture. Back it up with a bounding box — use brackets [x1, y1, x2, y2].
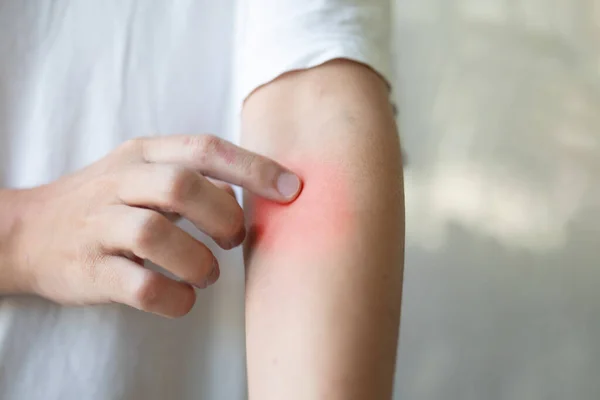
[187, 134, 221, 164]
[239, 153, 256, 176]
[239, 154, 267, 188]
[133, 212, 168, 251]
[220, 202, 246, 239]
[117, 137, 146, 157]
[179, 246, 214, 285]
[162, 167, 197, 211]
[132, 272, 165, 310]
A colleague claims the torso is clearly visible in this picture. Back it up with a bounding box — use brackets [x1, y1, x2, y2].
[0, 2, 246, 399]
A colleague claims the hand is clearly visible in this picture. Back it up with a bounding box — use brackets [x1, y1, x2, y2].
[6, 135, 301, 317]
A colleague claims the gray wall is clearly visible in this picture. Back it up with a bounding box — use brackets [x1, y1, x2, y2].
[392, 1, 600, 399]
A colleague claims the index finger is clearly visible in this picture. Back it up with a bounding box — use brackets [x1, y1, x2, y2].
[136, 135, 302, 203]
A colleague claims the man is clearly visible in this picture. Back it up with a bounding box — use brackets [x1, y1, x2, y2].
[0, 1, 404, 399]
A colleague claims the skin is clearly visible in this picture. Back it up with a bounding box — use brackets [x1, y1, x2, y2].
[242, 60, 405, 399]
[246, 159, 353, 255]
[0, 134, 301, 317]
[0, 59, 404, 398]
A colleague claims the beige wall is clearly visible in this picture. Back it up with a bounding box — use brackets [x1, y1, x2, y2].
[393, 1, 600, 399]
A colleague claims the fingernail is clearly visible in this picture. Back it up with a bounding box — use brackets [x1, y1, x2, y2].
[206, 259, 220, 285]
[276, 172, 301, 199]
[230, 226, 247, 249]
[195, 259, 219, 289]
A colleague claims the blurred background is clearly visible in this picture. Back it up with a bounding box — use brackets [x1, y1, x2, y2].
[392, 0, 600, 399]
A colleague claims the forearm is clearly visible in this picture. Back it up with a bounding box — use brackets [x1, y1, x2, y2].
[242, 60, 404, 399]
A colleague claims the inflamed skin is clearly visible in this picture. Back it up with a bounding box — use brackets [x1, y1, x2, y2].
[246, 160, 354, 257]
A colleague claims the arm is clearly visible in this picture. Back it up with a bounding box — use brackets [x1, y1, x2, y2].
[0, 189, 29, 294]
[242, 60, 404, 399]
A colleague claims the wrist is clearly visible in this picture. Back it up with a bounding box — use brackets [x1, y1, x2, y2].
[0, 188, 36, 294]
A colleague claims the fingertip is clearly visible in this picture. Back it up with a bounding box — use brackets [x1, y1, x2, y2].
[216, 225, 246, 250]
[193, 257, 220, 289]
[128, 269, 197, 318]
[275, 171, 302, 202]
[206, 260, 220, 286]
[162, 283, 197, 318]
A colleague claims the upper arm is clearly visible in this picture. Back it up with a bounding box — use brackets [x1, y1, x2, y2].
[241, 59, 402, 256]
[235, 0, 393, 108]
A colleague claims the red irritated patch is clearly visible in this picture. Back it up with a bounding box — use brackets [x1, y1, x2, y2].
[247, 160, 354, 256]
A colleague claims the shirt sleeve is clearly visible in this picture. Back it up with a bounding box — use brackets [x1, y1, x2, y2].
[234, 0, 393, 106]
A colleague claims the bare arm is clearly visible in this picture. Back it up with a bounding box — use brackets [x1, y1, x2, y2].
[242, 60, 404, 399]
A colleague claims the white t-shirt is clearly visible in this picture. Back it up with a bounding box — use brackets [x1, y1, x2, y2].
[0, 1, 392, 399]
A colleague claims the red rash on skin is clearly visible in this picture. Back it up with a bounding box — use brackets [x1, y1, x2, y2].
[247, 160, 353, 255]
